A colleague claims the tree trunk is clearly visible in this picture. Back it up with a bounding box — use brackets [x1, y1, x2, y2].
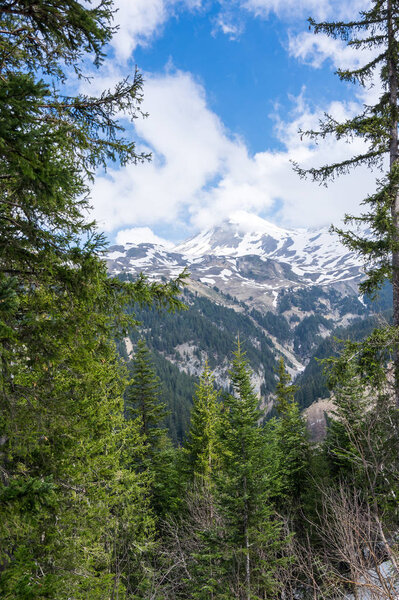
[388, 0, 399, 408]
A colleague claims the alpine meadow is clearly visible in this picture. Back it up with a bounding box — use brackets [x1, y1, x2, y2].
[1, 1, 399, 600]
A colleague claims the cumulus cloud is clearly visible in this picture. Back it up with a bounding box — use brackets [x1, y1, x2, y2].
[108, 0, 372, 61]
[90, 70, 240, 231]
[110, 0, 203, 61]
[86, 0, 383, 239]
[191, 93, 379, 229]
[288, 32, 363, 70]
[287, 27, 383, 106]
[108, 0, 370, 48]
[115, 226, 171, 246]
[110, 0, 167, 61]
[89, 68, 380, 237]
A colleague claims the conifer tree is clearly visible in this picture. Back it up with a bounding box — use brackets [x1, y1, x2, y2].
[181, 364, 222, 600]
[324, 343, 399, 517]
[184, 362, 220, 486]
[126, 339, 166, 450]
[217, 340, 283, 600]
[125, 339, 184, 520]
[0, 275, 158, 599]
[270, 358, 309, 506]
[323, 358, 369, 481]
[0, 2, 185, 596]
[315, 346, 399, 587]
[275, 357, 296, 414]
[295, 1, 399, 404]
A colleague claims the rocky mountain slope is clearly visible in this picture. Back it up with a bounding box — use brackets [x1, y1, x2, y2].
[107, 211, 363, 313]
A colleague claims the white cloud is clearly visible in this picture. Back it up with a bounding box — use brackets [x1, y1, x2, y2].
[90, 68, 381, 237]
[109, 0, 371, 52]
[287, 29, 383, 105]
[191, 95, 380, 230]
[213, 15, 244, 40]
[115, 226, 171, 246]
[86, 2, 381, 238]
[288, 32, 363, 70]
[111, 0, 167, 61]
[107, 0, 372, 63]
[90, 69, 240, 231]
[111, 0, 203, 61]
[241, 0, 370, 21]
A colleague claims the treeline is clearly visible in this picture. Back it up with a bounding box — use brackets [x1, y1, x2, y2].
[295, 311, 393, 409]
[125, 341, 310, 599]
[121, 288, 281, 444]
[120, 289, 393, 438]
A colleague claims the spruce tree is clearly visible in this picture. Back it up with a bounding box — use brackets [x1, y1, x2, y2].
[0, 2, 185, 597]
[266, 359, 309, 509]
[0, 274, 157, 599]
[217, 340, 283, 600]
[295, 1, 399, 404]
[184, 362, 220, 486]
[323, 357, 369, 482]
[126, 339, 184, 520]
[181, 364, 222, 600]
[126, 339, 166, 450]
[324, 342, 399, 518]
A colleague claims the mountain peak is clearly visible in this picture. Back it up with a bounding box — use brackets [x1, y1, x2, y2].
[107, 212, 363, 309]
[227, 211, 291, 237]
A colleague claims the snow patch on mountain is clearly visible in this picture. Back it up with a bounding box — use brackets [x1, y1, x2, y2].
[106, 212, 364, 312]
[175, 212, 362, 285]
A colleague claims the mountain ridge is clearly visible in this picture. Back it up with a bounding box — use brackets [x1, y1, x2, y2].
[107, 211, 364, 314]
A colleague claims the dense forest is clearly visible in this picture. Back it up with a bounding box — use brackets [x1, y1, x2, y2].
[1, 2, 399, 600]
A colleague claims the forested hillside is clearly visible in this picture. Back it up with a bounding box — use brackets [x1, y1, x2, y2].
[121, 288, 280, 442]
[117, 281, 393, 443]
[1, 2, 399, 600]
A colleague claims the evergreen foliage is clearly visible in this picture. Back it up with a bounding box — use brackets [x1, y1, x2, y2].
[2, 1, 399, 598]
[151, 351, 198, 445]
[128, 289, 277, 379]
[0, 2, 184, 596]
[295, 313, 391, 409]
[293, 315, 333, 359]
[184, 363, 220, 485]
[125, 339, 183, 519]
[216, 340, 284, 599]
[295, 0, 399, 403]
[324, 338, 399, 516]
[267, 359, 309, 507]
[250, 308, 292, 342]
[121, 287, 394, 442]
[179, 365, 223, 599]
[126, 339, 166, 450]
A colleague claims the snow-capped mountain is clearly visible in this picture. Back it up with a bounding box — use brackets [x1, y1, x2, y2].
[175, 212, 362, 285]
[106, 211, 363, 312]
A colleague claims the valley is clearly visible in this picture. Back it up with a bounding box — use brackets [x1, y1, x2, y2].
[108, 212, 391, 442]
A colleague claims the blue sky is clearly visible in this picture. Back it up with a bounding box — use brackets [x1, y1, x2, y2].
[85, 0, 377, 244]
[132, 6, 356, 154]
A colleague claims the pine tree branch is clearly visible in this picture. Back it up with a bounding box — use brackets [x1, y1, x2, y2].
[337, 52, 386, 84]
[293, 150, 384, 183]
